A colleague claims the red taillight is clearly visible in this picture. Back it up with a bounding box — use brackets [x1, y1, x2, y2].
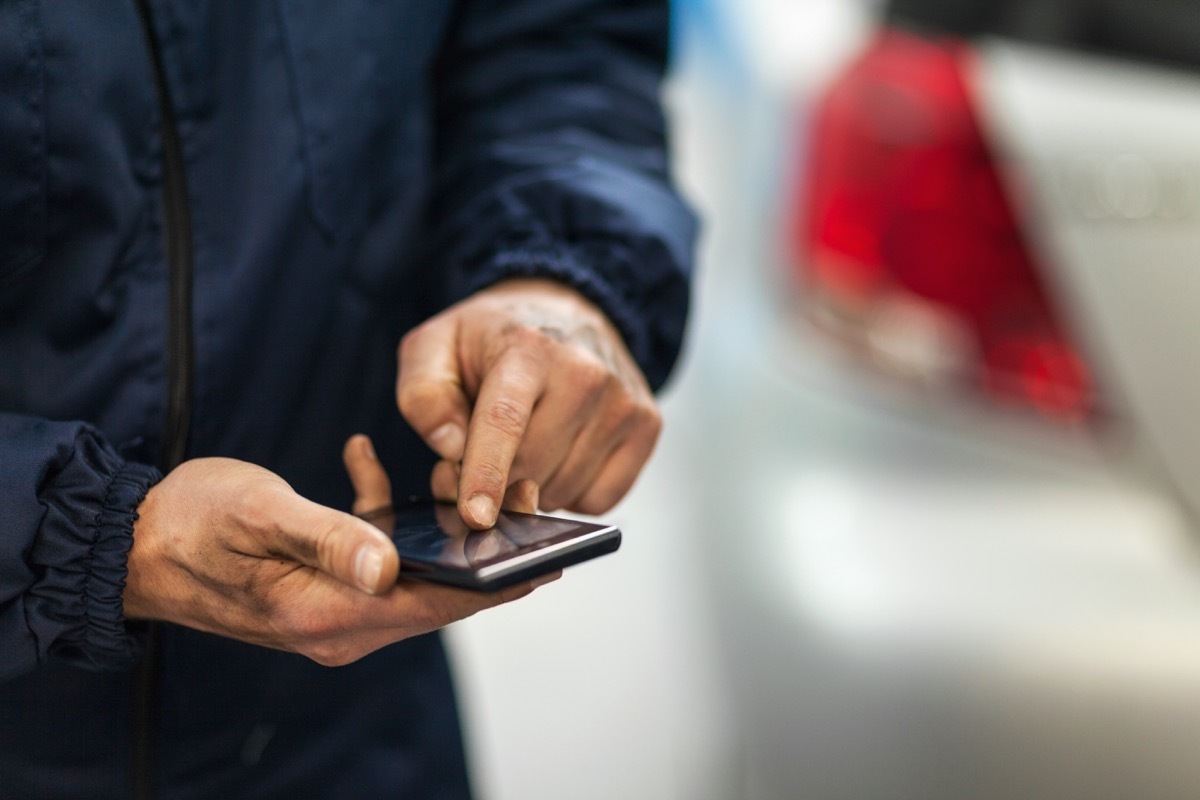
[791, 28, 1096, 424]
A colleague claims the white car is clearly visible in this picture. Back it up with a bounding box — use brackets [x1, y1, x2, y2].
[443, 2, 1200, 798]
[678, 0, 1200, 798]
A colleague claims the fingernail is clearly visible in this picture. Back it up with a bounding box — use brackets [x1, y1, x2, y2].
[354, 544, 384, 593]
[361, 436, 377, 461]
[467, 494, 496, 527]
[429, 423, 465, 459]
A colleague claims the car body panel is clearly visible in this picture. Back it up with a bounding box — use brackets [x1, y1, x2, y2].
[677, 2, 1200, 798]
[973, 40, 1200, 519]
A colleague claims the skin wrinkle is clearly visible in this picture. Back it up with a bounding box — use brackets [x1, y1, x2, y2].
[271, 528, 318, 564]
[190, 564, 318, 648]
[184, 556, 258, 606]
[535, 324, 567, 343]
[499, 310, 613, 367]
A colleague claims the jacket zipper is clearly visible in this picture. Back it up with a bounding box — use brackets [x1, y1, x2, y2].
[137, 0, 195, 474]
[133, 1, 196, 798]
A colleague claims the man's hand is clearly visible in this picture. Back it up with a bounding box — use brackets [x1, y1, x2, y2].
[122, 435, 543, 666]
[397, 278, 662, 528]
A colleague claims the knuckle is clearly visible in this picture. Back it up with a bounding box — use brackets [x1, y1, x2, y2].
[481, 397, 528, 439]
[619, 391, 643, 419]
[231, 486, 274, 533]
[611, 394, 660, 436]
[305, 641, 356, 668]
[574, 359, 613, 395]
[397, 380, 445, 423]
[602, 392, 639, 430]
[309, 518, 343, 570]
[467, 461, 509, 495]
[510, 323, 551, 352]
[397, 325, 429, 361]
[577, 482, 626, 516]
[576, 495, 610, 516]
[639, 402, 664, 439]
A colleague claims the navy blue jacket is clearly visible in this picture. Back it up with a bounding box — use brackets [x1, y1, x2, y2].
[0, 2, 693, 797]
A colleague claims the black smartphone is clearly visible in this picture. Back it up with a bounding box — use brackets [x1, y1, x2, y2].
[380, 500, 621, 592]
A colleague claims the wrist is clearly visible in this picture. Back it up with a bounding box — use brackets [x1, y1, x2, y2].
[476, 276, 617, 331]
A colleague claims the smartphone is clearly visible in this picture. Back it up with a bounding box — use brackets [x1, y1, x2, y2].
[379, 500, 621, 592]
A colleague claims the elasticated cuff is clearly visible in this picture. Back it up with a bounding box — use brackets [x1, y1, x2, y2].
[84, 460, 161, 668]
[27, 432, 161, 672]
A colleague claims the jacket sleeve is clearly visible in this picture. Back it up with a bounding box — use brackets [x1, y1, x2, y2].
[0, 413, 160, 681]
[424, 0, 696, 391]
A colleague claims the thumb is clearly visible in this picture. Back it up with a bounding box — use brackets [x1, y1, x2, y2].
[396, 318, 471, 461]
[343, 434, 392, 516]
[269, 493, 400, 595]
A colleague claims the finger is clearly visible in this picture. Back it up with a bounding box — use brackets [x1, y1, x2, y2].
[541, 396, 661, 512]
[540, 444, 615, 513]
[268, 493, 400, 595]
[505, 375, 598, 488]
[458, 349, 545, 529]
[331, 574, 562, 654]
[571, 426, 660, 516]
[397, 319, 470, 461]
[432, 462, 537, 518]
[502, 479, 539, 515]
[388, 576, 543, 630]
[397, 571, 560, 624]
[343, 435, 393, 516]
[538, 413, 628, 512]
[430, 459, 460, 503]
[279, 574, 557, 666]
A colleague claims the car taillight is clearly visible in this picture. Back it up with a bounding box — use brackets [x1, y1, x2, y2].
[790, 28, 1097, 425]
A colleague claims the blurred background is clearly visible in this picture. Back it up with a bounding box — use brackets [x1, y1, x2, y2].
[449, 1, 1200, 798]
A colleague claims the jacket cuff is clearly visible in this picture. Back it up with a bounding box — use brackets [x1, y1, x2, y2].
[86, 460, 161, 667]
[29, 441, 161, 672]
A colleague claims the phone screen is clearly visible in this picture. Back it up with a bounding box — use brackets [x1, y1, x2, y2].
[385, 501, 621, 591]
